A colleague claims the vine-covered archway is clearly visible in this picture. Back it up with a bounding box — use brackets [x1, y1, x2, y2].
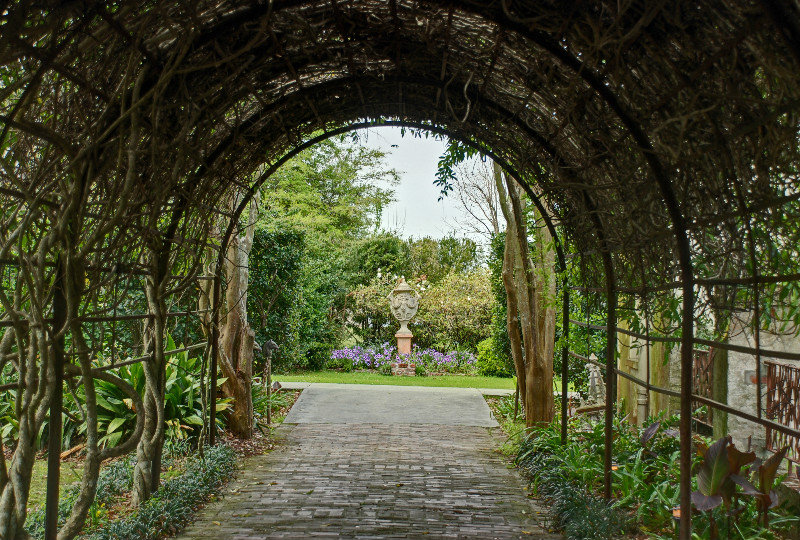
[2, 2, 800, 538]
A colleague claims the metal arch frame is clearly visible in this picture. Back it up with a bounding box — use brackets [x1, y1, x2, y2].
[192, 59, 650, 499]
[205, 108, 634, 510]
[207, 117, 578, 446]
[173, 12, 696, 522]
[11, 3, 800, 536]
[190, 67, 649, 505]
[11, 14, 694, 494]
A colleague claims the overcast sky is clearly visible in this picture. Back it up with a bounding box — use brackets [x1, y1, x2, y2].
[359, 126, 482, 242]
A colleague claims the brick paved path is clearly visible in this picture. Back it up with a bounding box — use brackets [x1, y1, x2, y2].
[178, 386, 559, 539]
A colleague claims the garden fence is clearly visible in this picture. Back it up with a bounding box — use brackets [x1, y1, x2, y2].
[766, 361, 800, 467]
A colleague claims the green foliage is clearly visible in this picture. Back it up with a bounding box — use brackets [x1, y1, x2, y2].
[691, 437, 793, 538]
[252, 383, 297, 427]
[248, 228, 305, 371]
[348, 269, 492, 352]
[0, 365, 18, 446]
[404, 236, 480, 284]
[487, 235, 511, 340]
[434, 138, 479, 200]
[346, 272, 398, 346]
[483, 234, 515, 378]
[556, 285, 607, 395]
[2, 334, 227, 451]
[294, 255, 346, 370]
[326, 353, 354, 372]
[246, 135, 487, 371]
[260, 135, 399, 242]
[349, 233, 481, 289]
[250, 135, 402, 371]
[26, 487, 79, 538]
[414, 269, 493, 351]
[378, 362, 393, 376]
[25, 442, 192, 538]
[351, 232, 408, 284]
[88, 445, 236, 540]
[516, 419, 624, 539]
[279, 370, 516, 388]
[90, 335, 224, 443]
[510, 409, 799, 539]
[95, 456, 135, 506]
[476, 338, 514, 377]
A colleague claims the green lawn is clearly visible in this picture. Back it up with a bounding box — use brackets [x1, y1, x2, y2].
[277, 370, 518, 389]
[28, 458, 84, 507]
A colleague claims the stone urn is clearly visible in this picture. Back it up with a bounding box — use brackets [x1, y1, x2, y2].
[387, 278, 420, 357]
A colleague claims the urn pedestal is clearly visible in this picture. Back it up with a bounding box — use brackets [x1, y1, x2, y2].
[388, 278, 420, 376]
[395, 331, 413, 355]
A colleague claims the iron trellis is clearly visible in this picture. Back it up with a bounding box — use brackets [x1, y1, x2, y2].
[2, 2, 800, 538]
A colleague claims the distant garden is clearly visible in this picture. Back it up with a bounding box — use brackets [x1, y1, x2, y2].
[247, 135, 519, 380]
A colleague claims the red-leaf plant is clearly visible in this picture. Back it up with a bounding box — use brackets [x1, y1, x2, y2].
[731, 446, 790, 528]
[691, 435, 789, 537]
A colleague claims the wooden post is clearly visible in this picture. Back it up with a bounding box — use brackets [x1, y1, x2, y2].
[266, 350, 272, 426]
[45, 261, 66, 540]
[561, 283, 570, 444]
[209, 273, 221, 445]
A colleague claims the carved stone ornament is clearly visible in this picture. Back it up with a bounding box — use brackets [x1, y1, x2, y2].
[387, 278, 420, 335]
[585, 354, 606, 406]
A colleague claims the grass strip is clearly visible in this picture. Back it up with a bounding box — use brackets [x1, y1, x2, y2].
[278, 370, 517, 389]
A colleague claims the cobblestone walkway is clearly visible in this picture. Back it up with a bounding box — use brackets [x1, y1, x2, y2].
[179, 387, 559, 539]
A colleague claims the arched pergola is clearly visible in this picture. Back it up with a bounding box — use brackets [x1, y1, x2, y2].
[2, 1, 800, 538]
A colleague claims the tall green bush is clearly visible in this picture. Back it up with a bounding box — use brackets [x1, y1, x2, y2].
[248, 228, 305, 371]
[486, 233, 515, 376]
[351, 233, 409, 285]
[476, 338, 514, 377]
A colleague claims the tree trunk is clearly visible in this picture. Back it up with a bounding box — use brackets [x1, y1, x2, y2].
[502, 227, 527, 408]
[494, 162, 556, 427]
[530, 201, 556, 422]
[710, 287, 733, 439]
[711, 315, 730, 440]
[217, 199, 258, 439]
[494, 164, 527, 410]
[507, 175, 553, 426]
[133, 268, 167, 506]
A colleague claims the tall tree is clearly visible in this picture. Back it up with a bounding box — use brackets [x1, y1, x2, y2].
[220, 196, 259, 438]
[260, 136, 399, 246]
[249, 136, 399, 369]
[449, 160, 503, 239]
[494, 163, 556, 426]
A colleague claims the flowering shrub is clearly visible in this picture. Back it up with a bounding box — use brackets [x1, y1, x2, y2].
[406, 347, 476, 374]
[330, 343, 397, 370]
[329, 344, 477, 374]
